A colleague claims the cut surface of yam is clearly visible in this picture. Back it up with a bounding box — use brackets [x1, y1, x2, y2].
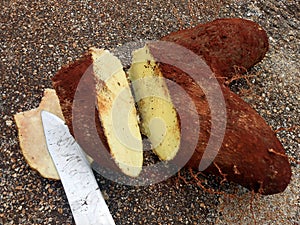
[128, 45, 180, 161]
[91, 48, 143, 177]
[14, 89, 62, 180]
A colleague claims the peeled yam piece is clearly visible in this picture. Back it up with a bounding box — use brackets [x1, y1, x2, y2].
[14, 89, 62, 180]
[128, 46, 180, 161]
[52, 48, 143, 177]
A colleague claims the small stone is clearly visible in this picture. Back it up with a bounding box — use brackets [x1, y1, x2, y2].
[200, 203, 206, 208]
[6, 120, 13, 126]
[58, 208, 63, 214]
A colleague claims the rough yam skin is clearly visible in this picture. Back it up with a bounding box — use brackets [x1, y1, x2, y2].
[52, 53, 121, 173]
[147, 42, 291, 195]
[161, 18, 269, 83]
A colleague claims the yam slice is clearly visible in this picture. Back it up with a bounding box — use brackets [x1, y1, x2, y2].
[128, 46, 180, 161]
[14, 89, 62, 180]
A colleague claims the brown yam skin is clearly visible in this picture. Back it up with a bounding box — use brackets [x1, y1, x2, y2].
[52, 53, 121, 173]
[161, 18, 269, 83]
[147, 42, 291, 195]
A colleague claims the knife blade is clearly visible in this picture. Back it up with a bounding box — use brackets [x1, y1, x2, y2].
[41, 110, 116, 225]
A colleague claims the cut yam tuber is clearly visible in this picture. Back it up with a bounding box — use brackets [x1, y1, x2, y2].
[52, 48, 143, 177]
[52, 41, 291, 194]
[143, 41, 291, 195]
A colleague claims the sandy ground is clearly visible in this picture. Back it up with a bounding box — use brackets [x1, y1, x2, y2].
[1, 0, 299, 224]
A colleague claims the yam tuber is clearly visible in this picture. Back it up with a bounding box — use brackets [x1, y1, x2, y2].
[52, 48, 143, 177]
[142, 41, 291, 195]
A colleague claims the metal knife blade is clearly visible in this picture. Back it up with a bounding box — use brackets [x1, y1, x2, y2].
[41, 110, 116, 225]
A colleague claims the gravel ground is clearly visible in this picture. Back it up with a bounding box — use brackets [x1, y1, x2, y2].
[0, 0, 299, 224]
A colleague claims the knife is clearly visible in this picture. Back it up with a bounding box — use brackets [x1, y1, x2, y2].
[41, 110, 116, 225]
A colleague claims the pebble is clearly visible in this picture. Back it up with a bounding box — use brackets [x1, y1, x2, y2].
[5, 120, 13, 126]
